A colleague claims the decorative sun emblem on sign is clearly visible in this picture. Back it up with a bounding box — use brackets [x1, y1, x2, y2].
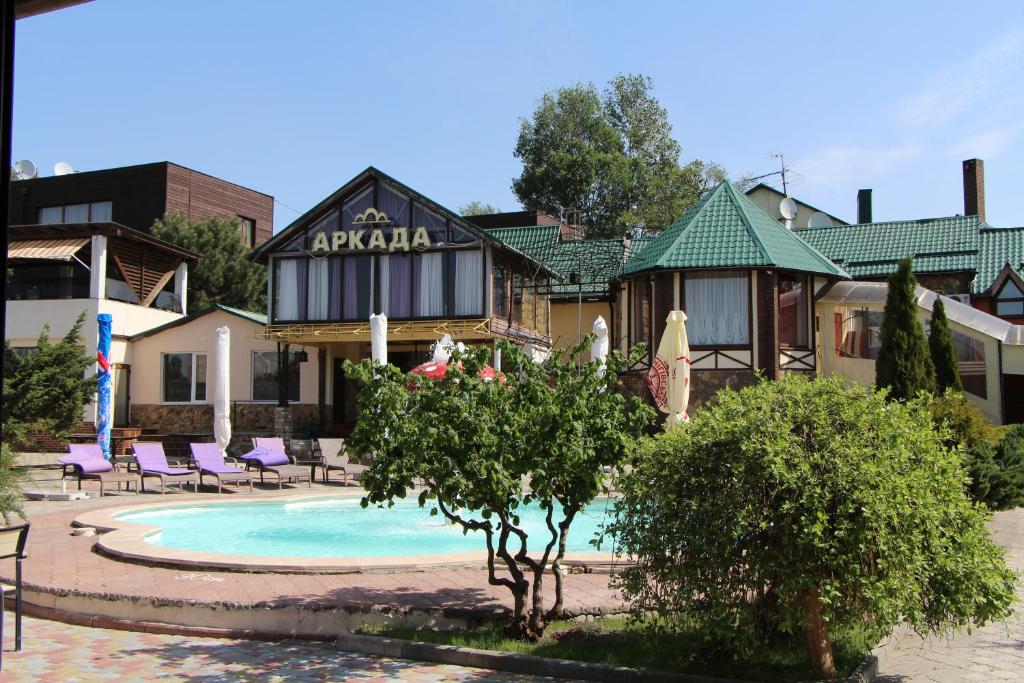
[352, 208, 391, 225]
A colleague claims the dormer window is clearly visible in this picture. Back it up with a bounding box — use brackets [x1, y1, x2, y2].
[995, 278, 1023, 317]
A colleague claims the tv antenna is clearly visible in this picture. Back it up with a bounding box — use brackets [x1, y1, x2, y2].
[12, 159, 37, 179]
[54, 161, 75, 176]
[743, 152, 792, 194]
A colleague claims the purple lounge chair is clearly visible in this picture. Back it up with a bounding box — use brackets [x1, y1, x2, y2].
[188, 443, 254, 493]
[241, 442, 311, 489]
[132, 442, 199, 494]
[58, 445, 139, 496]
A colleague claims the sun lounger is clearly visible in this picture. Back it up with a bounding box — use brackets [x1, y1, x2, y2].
[188, 443, 255, 493]
[132, 442, 199, 494]
[241, 444, 312, 489]
[58, 445, 139, 496]
[315, 438, 369, 485]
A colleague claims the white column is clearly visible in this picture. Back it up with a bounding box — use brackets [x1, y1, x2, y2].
[174, 262, 188, 313]
[89, 235, 107, 299]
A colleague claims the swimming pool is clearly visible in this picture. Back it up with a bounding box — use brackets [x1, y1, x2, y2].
[112, 495, 614, 560]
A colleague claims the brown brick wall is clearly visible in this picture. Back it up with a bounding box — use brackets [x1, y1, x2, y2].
[165, 164, 274, 244]
[652, 273, 674, 342]
[757, 271, 779, 379]
[131, 403, 320, 436]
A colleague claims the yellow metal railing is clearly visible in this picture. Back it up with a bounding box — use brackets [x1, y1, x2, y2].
[253, 318, 496, 343]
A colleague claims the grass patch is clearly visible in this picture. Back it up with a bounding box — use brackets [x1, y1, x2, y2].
[357, 618, 876, 682]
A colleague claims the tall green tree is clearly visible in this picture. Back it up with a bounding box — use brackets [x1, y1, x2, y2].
[512, 74, 723, 238]
[459, 201, 500, 216]
[928, 297, 962, 393]
[876, 258, 936, 400]
[151, 213, 267, 314]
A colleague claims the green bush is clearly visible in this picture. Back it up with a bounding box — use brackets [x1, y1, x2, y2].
[964, 425, 1024, 511]
[609, 374, 1017, 679]
[928, 392, 1002, 453]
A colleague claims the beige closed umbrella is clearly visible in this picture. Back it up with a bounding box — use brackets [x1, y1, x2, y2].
[646, 310, 691, 426]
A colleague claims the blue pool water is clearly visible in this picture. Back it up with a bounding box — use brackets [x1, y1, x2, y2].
[115, 496, 614, 558]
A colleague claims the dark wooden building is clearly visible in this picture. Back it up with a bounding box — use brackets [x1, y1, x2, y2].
[8, 161, 274, 246]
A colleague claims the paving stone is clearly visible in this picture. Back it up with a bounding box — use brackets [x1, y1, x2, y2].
[0, 613, 571, 682]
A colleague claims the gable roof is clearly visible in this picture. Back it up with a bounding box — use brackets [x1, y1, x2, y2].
[249, 166, 556, 277]
[621, 182, 849, 278]
[483, 225, 624, 299]
[796, 217, 1024, 295]
[744, 182, 849, 226]
[131, 304, 267, 341]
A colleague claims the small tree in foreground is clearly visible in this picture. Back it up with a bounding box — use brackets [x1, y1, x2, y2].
[928, 297, 962, 393]
[345, 340, 653, 640]
[1, 312, 96, 522]
[609, 375, 1016, 680]
[876, 258, 935, 400]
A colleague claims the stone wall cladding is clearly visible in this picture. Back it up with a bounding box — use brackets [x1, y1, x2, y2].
[618, 368, 758, 421]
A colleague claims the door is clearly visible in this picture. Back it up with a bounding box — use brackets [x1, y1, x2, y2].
[332, 358, 346, 425]
[113, 364, 130, 427]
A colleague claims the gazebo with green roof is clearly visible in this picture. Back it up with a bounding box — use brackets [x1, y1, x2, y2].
[619, 181, 849, 401]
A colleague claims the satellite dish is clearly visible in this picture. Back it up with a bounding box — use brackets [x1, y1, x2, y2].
[54, 161, 75, 176]
[12, 159, 37, 180]
[779, 197, 798, 220]
[807, 211, 834, 228]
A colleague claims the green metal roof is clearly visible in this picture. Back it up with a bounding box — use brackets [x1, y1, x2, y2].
[620, 182, 848, 278]
[483, 225, 625, 299]
[796, 216, 1024, 294]
[978, 226, 1024, 295]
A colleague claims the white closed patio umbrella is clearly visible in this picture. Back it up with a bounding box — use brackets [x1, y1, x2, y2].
[370, 313, 388, 365]
[213, 325, 232, 456]
[591, 315, 609, 377]
[646, 310, 691, 427]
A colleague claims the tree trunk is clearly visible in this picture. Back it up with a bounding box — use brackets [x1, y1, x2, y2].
[527, 565, 547, 638]
[801, 589, 836, 679]
[548, 507, 576, 618]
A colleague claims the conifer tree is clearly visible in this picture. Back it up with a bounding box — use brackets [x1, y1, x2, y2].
[875, 258, 936, 400]
[928, 297, 962, 393]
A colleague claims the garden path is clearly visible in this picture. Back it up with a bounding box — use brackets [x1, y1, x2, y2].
[876, 507, 1024, 682]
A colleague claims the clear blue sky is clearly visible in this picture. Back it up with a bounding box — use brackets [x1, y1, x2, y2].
[12, 0, 1024, 230]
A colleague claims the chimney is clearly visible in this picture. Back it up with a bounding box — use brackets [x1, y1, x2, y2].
[963, 158, 985, 222]
[857, 189, 872, 224]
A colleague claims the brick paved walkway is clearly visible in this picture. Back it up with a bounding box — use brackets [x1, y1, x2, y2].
[0, 613, 568, 682]
[876, 507, 1024, 682]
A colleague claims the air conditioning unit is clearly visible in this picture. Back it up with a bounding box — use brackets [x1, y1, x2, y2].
[947, 293, 971, 305]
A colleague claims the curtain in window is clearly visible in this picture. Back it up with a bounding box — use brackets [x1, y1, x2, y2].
[778, 275, 808, 347]
[275, 259, 301, 321]
[90, 201, 112, 222]
[453, 250, 482, 315]
[492, 264, 508, 318]
[414, 253, 444, 316]
[379, 184, 410, 229]
[343, 256, 374, 320]
[380, 254, 412, 318]
[328, 257, 342, 320]
[64, 204, 88, 222]
[684, 271, 749, 345]
[307, 258, 330, 320]
[39, 206, 62, 224]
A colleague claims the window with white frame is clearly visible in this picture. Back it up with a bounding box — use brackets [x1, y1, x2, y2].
[252, 351, 301, 402]
[161, 353, 207, 403]
[38, 201, 112, 224]
[684, 271, 750, 346]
